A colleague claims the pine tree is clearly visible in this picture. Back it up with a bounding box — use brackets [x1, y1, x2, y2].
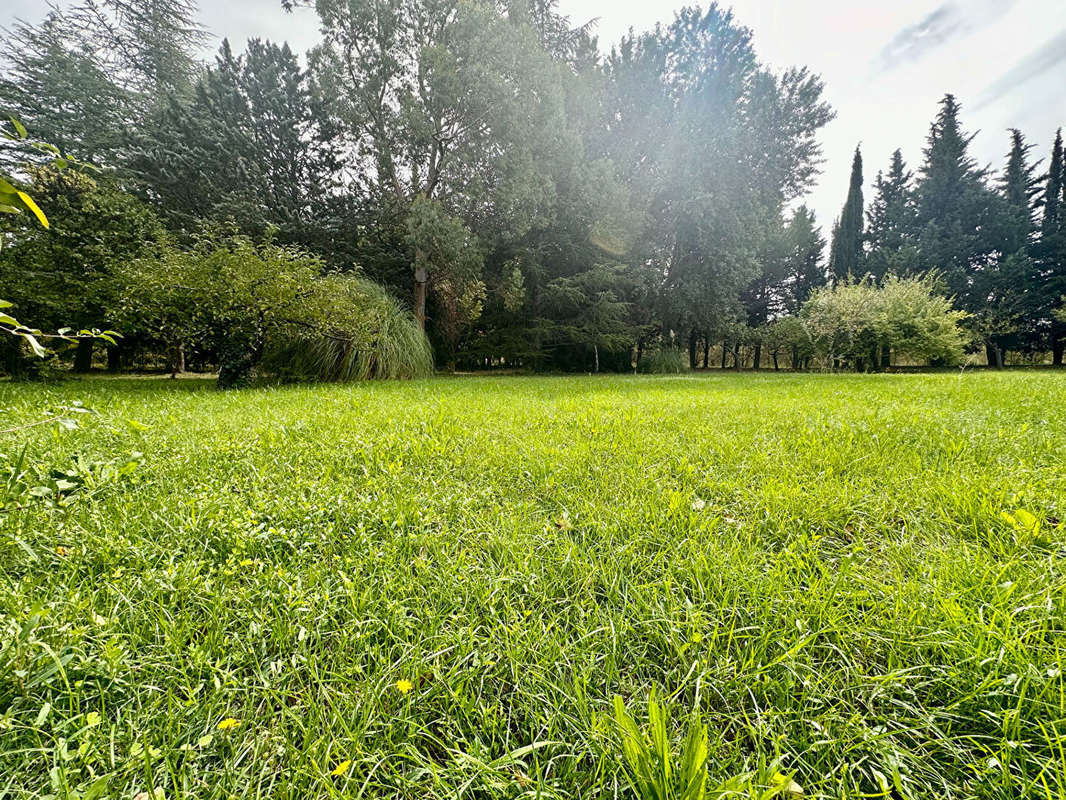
[829, 146, 864, 279]
[866, 149, 919, 279]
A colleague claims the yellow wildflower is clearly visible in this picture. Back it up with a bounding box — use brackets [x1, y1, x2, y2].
[395, 679, 414, 694]
[238, 558, 255, 567]
[216, 718, 240, 730]
[331, 759, 352, 777]
[56, 546, 69, 556]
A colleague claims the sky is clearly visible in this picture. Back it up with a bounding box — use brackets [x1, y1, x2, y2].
[4, 0, 1066, 230]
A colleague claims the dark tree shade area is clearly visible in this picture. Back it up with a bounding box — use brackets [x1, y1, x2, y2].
[2, 1, 1064, 376]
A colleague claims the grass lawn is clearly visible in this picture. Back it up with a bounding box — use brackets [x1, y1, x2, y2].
[2, 372, 1065, 799]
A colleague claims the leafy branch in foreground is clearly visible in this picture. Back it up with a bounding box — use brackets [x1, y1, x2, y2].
[612, 694, 803, 800]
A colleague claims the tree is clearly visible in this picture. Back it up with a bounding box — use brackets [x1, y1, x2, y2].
[0, 0, 205, 170]
[603, 4, 833, 357]
[130, 38, 340, 245]
[121, 237, 433, 387]
[782, 205, 827, 312]
[915, 96, 996, 304]
[405, 196, 485, 365]
[829, 146, 864, 279]
[865, 149, 920, 279]
[0, 167, 164, 371]
[1040, 129, 1066, 364]
[802, 275, 969, 370]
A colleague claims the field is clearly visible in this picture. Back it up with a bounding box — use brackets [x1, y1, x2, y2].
[2, 372, 1065, 799]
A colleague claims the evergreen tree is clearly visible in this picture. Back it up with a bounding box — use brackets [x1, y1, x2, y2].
[829, 146, 864, 279]
[973, 129, 1042, 362]
[915, 94, 997, 310]
[1041, 129, 1066, 364]
[130, 38, 340, 246]
[0, 0, 205, 169]
[1043, 130, 1063, 240]
[865, 149, 920, 279]
[783, 205, 827, 311]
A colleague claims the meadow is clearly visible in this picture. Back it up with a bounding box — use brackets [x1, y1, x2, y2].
[1, 372, 1065, 799]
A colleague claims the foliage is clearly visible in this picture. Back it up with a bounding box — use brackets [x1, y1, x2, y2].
[1, 372, 1065, 797]
[613, 694, 804, 800]
[129, 38, 340, 243]
[828, 146, 864, 279]
[120, 237, 433, 387]
[637, 347, 688, 374]
[865, 149, 920, 280]
[0, 166, 161, 371]
[801, 275, 970, 369]
[262, 278, 434, 382]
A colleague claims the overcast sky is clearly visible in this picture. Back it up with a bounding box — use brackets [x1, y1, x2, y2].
[4, 0, 1066, 230]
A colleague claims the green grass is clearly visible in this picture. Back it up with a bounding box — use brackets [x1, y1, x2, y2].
[1, 372, 1065, 799]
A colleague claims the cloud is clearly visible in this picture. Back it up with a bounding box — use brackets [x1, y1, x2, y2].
[975, 29, 1066, 109]
[878, 3, 965, 68]
[876, 0, 1018, 71]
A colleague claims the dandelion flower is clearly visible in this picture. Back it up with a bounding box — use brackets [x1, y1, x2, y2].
[217, 718, 240, 730]
[331, 759, 352, 777]
[56, 546, 69, 556]
[395, 679, 414, 694]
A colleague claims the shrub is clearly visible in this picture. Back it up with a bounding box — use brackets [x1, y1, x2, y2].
[263, 277, 433, 382]
[121, 237, 433, 387]
[801, 275, 969, 370]
[637, 347, 687, 374]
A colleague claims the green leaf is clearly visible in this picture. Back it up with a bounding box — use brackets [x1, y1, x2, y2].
[9, 117, 27, 139]
[15, 190, 48, 228]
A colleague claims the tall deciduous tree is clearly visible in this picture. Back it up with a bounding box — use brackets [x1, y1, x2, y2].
[308, 0, 572, 345]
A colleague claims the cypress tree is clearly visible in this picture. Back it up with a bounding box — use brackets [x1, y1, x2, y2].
[866, 148, 919, 279]
[1042, 129, 1063, 239]
[916, 95, 994, 309]
[829, 145, 864, 279]
[999, 128, 1040, 254]
[1042, 129, 1066, 364]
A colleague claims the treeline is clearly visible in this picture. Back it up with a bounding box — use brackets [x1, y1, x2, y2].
[0, 0, 1063, 379]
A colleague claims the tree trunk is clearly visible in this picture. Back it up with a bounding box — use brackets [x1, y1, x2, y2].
[107, 343, 122, 372]
[721, 343, 728, 369]
[413, 262, 428, 331]
[702, 338, 710, 369]
[732, 342, 741, 370]
[791, 345, 799, 370]
[687, 331, 697, 370]
[593, 344, 599, 374]
[1054, 339, 1064, 367]
[169, 342, 185, 378]
[73, 338, 93, 373]
[752, 343, 762, 371]
[985, 342, 1003, 369]
[772, 352, 779, 370]
[880, 346, 891, 370]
